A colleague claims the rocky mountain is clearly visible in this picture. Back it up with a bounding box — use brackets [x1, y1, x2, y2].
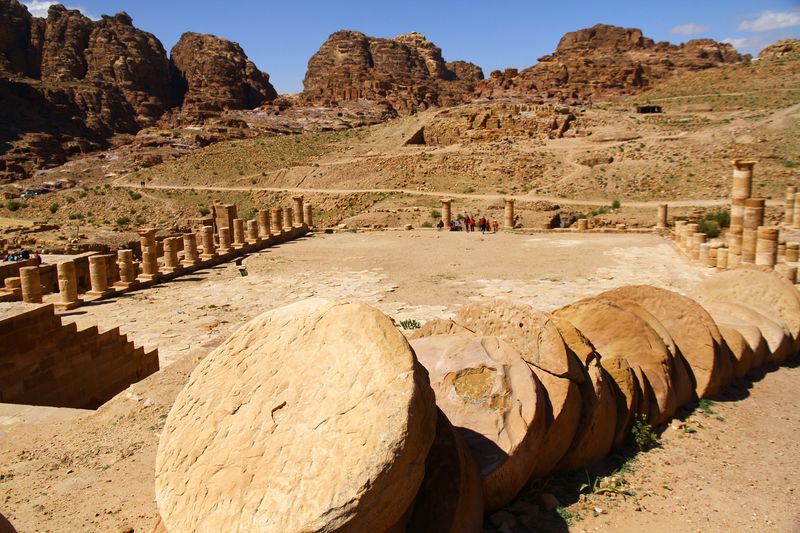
[302, 30, 484, 115]
[0, 0, 276, 182]
[476, 24, 750, 102]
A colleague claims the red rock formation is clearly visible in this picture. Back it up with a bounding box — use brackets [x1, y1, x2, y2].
[302, 30, 483, 115]
[170, 32, 277, 118]
[477, 24, 750, 102]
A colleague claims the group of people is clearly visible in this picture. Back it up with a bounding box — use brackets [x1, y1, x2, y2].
[436, 213, 499, 233]
[2, 249, 36, 262]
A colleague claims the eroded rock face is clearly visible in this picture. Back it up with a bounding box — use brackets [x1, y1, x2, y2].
[155, 299, 437, 533]
[477, 24, 749, 102]
[170, 32, 277, 116]
[302, 30, 483, 115]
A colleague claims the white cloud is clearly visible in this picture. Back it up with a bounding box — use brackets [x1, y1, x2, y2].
[671, 23, 709, 36]
[738, 10, 800, 32]
[722, 34, 779, 54]
[22, 1, 96, 20]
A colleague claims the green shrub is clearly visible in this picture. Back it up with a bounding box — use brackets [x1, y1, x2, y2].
[703, 209, 730, 228]
[66, 196, 76, 204]
[6, 200, 22, 211]
[68, 213, 84, 220]
[629, 414, 659, 451]
[462, 186, 475, 194]
[611, 199, 621, 209]
[699, 219, 721, 238]
[77, 190, 87, 198]
[430, 209, 441, 219]
[48, 203, 59, 214]
[399, 319, 421, 330]
[421, 221, 433, 228]
[116, 216, 131, 226]
[128, 190, 142, 201]
[134, 215, 146, 225]
[199, 207, 211, 216]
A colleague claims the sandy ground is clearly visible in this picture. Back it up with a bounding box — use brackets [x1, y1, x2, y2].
[1, 230, 798, 532]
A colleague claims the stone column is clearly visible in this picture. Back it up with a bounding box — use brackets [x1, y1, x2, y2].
[19, 266, 43, 303]
[441, 199, 452, 227]
[682, 223, 698, 252]
[218, 227, 232, 254]
[785, 186, 797, 226]
[283, 207, 293, 231]
[232, 218, 246, 249]
[706, 247, 717, 268]
[115, 249, 138, 289]
[161, 237, 180, 274]
[303, 203, 314, 229]
[731, 159, 755, 200]
[656, 204, 668, 229]
[755, 226, 779, 267]
[4, 277, 21, 300]
[246, 220, 260, 245]
[271, 208, 283, 234]
[794, 192, 800, 229]
[716, 248, 728, 271]
[503, 198, 515, 229]
[741, 198, 765, 264]
[292, 196, 304, 227]
[56, 260, 80, 310]
[691, 233, 706, 261]
[577, 218, 589, 231]
[139, 248, 160, 282]
[182, 233, 201, 267]
[200, 226, 217, 260]
[87, 255, 113, 297]
[138, 228, 159, 278]
[778, 241, 786, 262]
[257, 209, 271, 238]
[781, 266, 797, 284]
[673, 220, 686, 242]
[727, 227, 742, 267]
[786, 242, 799, 263]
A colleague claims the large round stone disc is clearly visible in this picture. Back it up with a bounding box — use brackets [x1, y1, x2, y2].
[406, 409, 484, 533]
[155, 299, 437, 533]
[702, 301, 794, 364]
[598, 285, 725, 398]
[554, 297, 677, 424]
[717, 324, 754, 378]
[409, 333, 546, 512]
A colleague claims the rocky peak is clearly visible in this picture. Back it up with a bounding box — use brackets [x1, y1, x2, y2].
[302, 30, 483, 115]
[169, 32, 277, 116]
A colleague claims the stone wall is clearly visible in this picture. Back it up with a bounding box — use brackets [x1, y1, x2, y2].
[0, 303, 159, 409]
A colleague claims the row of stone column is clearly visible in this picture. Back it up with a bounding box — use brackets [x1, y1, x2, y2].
[440, 198, 515, 229]
[785, 185, 800, 228]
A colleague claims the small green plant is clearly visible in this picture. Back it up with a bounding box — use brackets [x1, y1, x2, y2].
[462, 186, 475, 194]
[66, 196, 76, 204]
[6, 200, 22, 211]
[703, 209, 730, 228]
[611, 199, 621, 209]
[116, 216, 131, 226]
[68, 213, 84, 220]
[199, 207, 211, 216]
[48, 203, 59, 214]
[128, 190, 142, 201]
[697, 398, 716, 416]
[430, 209, 441, 219]
[698, 219, 720, 238]
[399, 319, 421, 330]
[556, 506, 579, 525]
[421, 221, 433, 228]
[134, 215, 146, 225]
[77, 190, 87, 198]
[629, 414, 659, 451]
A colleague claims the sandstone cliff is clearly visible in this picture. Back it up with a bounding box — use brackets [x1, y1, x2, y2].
[477, 24, 750, 102]
[302, 30, 483, 115]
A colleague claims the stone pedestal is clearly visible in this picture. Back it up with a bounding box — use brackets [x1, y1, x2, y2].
[182, 233, 201, 267]
[706, 247, 717, 268]
[200, 226, 217, 260]
[503, 198, 515, 229]
[716, 248, 728, 271]
[682, 223, 698, 252]
[3, 276, 21, 300]
[742, 198, 765, 264]
[441, 198, 452, 227]
[755, 226, 779, 267]
[303, 204, 314, 229]
[656, 204, 668, 229]
[283, 207, 293, 231]
[115, 249, 138, 289]
[138, 228, 159, 278]
[727, 227, 743, 267]
[673, 220, 686, 242]
[161, 237, 181, 274]
[292, 196, 304, 227]
[257, 209, 271, 238]
[246, 220, 260, 245]
[786, 243, 799, 263]
[577, 218, 588, 231]
[213, 204, 237, 235]
[731, 159, 755, 200]
[232, 219, 246, 249]
[218, 227, 232, 254]
[19, 266, 43, 304]
[785, 186, 797, 226]
[794, 192, 800, 229]
[87, 255, 114, 297]
[139, 249, 160, 282]
[271, 208, 283, 235]
[56, 260, 81, 310]
[691, 233, 706, 261]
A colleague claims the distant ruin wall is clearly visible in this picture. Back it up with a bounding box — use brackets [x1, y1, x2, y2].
[0, 304, 159, 409]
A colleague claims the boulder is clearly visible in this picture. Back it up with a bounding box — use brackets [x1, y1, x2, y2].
[155, 299, 437, 533]
[554, 297, 677, 424]
[717, 325, 754, 378]
[409, 333, 545, 511]
[698, 268, 800, 357]
[598, 285, 726, 398]
[409, 318, 473, 339]
[702, 302, 794, 365]
[555, 359, 618, 472]
[406, 409, 484, 533]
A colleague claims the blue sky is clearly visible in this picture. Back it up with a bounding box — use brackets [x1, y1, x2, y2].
[21, 0, 800, 94]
